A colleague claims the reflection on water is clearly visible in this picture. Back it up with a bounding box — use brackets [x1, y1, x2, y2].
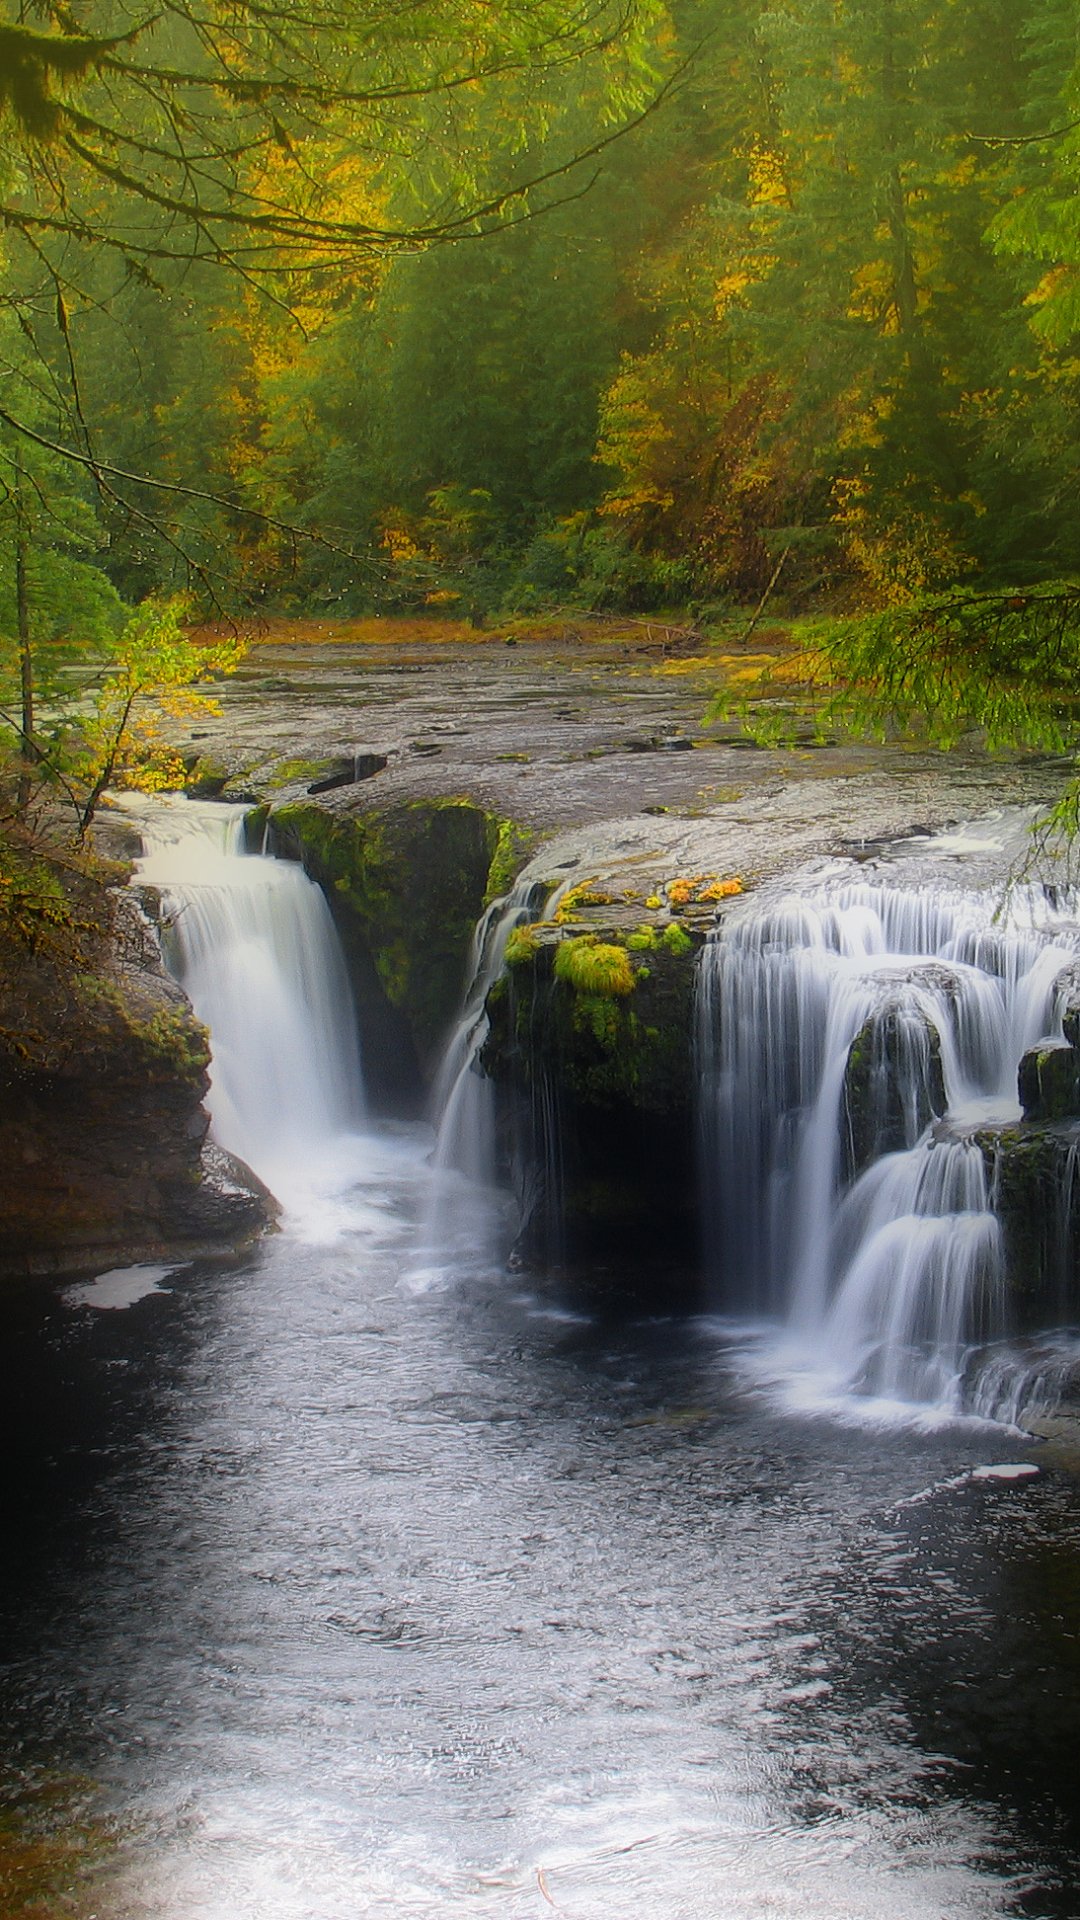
[1, 1128, 1079, 1918]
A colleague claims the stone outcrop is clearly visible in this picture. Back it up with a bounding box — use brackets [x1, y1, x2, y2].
[975, 1124, 1080, 1318]
[266, 797, 531, 1111]
[482, 913, 701, 1290]
[0, 924, 274, 1279]
[843, 1000, 947, 1172]
[1018, 1041, 1080, 1124]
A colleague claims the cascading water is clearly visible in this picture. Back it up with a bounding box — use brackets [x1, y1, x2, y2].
[122, 794, 364, 1206]
[430, 879, 544, 1184]
[698, 863, 1080, 1419]
[414, 879, 546, 1277]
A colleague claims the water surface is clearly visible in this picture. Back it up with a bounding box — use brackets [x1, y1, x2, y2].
[2, 1130, 1079, 1919]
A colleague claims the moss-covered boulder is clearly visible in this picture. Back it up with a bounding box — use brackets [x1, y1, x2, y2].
[482, 920, 700, 1286]
[1018, 1042, 1080, 1124]
[975, 1123, 1080, 1317]
[267, 798, 530, 1110]
[843, 1002, 946, 1172]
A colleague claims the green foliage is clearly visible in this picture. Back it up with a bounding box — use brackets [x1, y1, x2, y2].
[505, 923, 541, 967]
[554, 936, 636, 997]
[0, 836, 83, 962]
[64, 598, 244, 838]
[813, 582, 1080, 752]
[7, 0, 1080, 810]
[661, 921, 694, 956]
[625, 924, 659, 951]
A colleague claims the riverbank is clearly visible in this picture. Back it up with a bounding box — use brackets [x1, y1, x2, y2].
[0, 819, 273, 1278]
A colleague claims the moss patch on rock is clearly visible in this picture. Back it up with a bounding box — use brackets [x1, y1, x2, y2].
[554, 937, 636, 999]
[1019, 1043, 1080, 1124]
[483, 921, 701, 1280]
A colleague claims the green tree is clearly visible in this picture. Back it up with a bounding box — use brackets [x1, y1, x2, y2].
[0, 328, 123, 809]
[68, 596, 242, 840]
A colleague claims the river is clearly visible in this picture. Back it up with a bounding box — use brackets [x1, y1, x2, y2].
[3, 1172, 1080, 1919]
[2, 798, 1080, 1918]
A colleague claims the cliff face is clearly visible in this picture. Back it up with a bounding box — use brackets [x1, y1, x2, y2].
[0, 838, 272, 1279]
[483, 924, 701, 1293]
[266, 796, 526, 1112]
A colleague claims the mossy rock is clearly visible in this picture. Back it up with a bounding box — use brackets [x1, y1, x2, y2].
[268, 797, 529, 1108]
[843, 1003, 946, 1172]
[483, 925, 701, 1279]
[183, 754, 232, 798]
[975, 1123, 1080, 1314]
[485, 928, 698, 1117]
[1019, 1042, 1080, 1124]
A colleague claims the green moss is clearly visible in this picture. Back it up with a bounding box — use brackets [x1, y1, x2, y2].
[626, 925, 659, 952]
[573, 992, 624, 1047]
[506, 923, 541, 966]
[1019, 1043, 1080, 1123]
[485, 931, 698, 1119]
[184, 754, 232, 797]
[263, 755, 341, 789]
[131, 1005, 212, 1083]
[75, 976, 211, 1086]
[485, 817, 535, 903]
[554, 937, 636, 997]
[661, 922, 694, 956]
[976, 1123, 1080, 1307]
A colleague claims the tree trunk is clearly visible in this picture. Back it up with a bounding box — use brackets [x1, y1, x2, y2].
[15, 462, 35, 818]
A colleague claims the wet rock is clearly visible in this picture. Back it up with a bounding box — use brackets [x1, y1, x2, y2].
[843, 1002, 947, 1171]
[482, 923, 701, 1286]
[1054, 962, 1080, 1049]
[975, 1124, 1080, 1315]
[623, 733, 693, 753]
[184, 754, 231, 798]
[0, 932, 276, 1278]
[306, 750, 388, 795]
[1019, 1042, 1080, 1123]
[166, 1141, 279, 1244]
[267, 798, 520, 1109]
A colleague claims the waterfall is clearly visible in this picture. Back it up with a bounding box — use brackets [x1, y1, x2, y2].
[413, 879, 546, 1277]
[124, 794, 363, 1202]
[698, 869, 1080, 1418]
[430, 879, 545, 1182]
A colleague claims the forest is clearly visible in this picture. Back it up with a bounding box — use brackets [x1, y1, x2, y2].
[3, 0, 1080, 783]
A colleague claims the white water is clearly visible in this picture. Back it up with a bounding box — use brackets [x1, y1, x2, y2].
[413, 879, 546, 1279]
[431, 879, 543, 1184]
[699, 867, 1080, 1421]
[121, 794, 364, 1212]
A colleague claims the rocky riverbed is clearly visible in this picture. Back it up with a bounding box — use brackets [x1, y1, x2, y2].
[171, 625, 1064, 865]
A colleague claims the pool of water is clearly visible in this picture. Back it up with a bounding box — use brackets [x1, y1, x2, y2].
[1, 1128, 1078, 1919]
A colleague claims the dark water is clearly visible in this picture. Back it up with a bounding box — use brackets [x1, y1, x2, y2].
[2, 1129, 1080, 1919]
